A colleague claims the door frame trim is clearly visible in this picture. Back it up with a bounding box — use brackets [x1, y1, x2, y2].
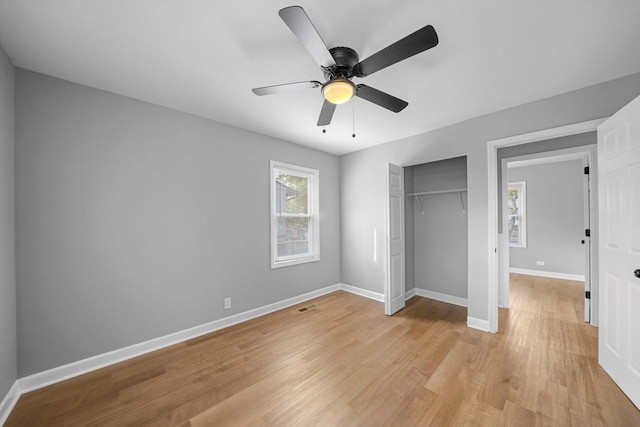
[486, 118, 607, 332]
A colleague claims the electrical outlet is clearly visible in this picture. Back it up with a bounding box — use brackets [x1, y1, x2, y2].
[224, 298, 231, 310]
[536, 261, 545, 266]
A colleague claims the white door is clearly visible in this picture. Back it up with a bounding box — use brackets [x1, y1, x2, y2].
[597, 94, 640, 409]
[386, 163, 405, 315]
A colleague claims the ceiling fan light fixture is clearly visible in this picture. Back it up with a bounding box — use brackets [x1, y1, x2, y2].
[322, 79, 355, 104]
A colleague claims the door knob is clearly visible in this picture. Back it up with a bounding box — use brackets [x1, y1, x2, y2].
[635, 269, 640, 278]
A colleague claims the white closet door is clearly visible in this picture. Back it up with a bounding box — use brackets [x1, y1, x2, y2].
[386, 163, 405, 315]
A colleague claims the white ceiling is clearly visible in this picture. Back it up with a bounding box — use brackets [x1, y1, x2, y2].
[1, 1, 640, 156]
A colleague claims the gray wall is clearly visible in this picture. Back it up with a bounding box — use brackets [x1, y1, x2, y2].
[409, 157, 467, 298]
[340, 71, 640, 322]
[15, 70, 341, 377]
[508, 160, 585, 275]
[496, 131, 596, 231]
[0, 46, 16, 401]
[404, 167, 415, 291]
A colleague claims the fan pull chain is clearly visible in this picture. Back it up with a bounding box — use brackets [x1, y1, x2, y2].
[352, 104, 356, 138]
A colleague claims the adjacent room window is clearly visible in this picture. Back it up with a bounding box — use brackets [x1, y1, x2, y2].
[270, 161, 319, 268]
[507, 181, 527, 248]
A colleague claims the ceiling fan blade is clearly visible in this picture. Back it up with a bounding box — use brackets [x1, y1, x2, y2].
[356, 84, 408, 113]
[279, 6, 336, 68]
[252, 80, 322, 96]
[317, 100, 336, 126]
[354, 25, 438, 77]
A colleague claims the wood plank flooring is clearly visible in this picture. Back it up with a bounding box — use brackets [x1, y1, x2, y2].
[6, 274, 640, 426]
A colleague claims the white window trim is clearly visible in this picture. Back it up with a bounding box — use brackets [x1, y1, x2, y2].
[508, 181, 527, 248]
[270, 161, 320, 269]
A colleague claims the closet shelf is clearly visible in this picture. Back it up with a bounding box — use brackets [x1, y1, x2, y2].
[408, 188, 467, 215]
[407, 188, 467, 196]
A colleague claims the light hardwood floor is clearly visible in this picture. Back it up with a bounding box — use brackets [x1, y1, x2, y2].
[6, 274, 640, 426]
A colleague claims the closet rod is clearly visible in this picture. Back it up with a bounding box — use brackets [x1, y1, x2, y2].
[407, 187, 467, 197]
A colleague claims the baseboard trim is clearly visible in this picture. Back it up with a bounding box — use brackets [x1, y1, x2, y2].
[338, 283, 385, 302]
[405, 288, 417, 300]
[16, 284, 341, 395]
[7, 281, 479, 414]
[0, 381, 20, 425]
[467, 316, 491, 332]
[414, 288, 468, 307]
[509, 268, 585, 282]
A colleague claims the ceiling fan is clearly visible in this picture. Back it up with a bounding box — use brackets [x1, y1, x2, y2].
[252, 6, 439, 126]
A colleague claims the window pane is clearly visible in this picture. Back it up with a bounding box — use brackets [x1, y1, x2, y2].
[508, 214, 520, 243]
[277, 217, 310, 257]
[507, 188, 519, 215]
[507, 182, 526, 247]
[275, 171, 308, 215]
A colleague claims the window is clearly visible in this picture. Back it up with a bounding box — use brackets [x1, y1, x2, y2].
[507, 181, 527, 247]
[270, 161, 319, 268]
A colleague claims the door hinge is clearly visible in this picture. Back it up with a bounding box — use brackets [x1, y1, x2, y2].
[585, 229, 591, 237]
[584, 166, 590, 175]
[585, 291, 591, 299]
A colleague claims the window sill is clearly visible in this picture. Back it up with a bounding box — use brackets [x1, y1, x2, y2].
[271, 255, 320, 269]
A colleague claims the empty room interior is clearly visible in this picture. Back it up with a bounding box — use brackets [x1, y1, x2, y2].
[2, 1, 640, 425]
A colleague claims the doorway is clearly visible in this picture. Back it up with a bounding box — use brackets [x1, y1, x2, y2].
[487, 119, 605, 332]
[402, 156, 469, 309]
[501, 147, 595, 326]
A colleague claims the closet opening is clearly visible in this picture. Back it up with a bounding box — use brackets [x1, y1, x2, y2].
[404, 156, 469, 309]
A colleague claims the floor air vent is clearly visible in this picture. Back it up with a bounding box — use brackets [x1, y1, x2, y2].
[298, 304, 317, 312]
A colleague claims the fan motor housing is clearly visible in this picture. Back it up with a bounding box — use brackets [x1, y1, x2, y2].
[329, 47, 359, 67]
[325, 47, 359, 80]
